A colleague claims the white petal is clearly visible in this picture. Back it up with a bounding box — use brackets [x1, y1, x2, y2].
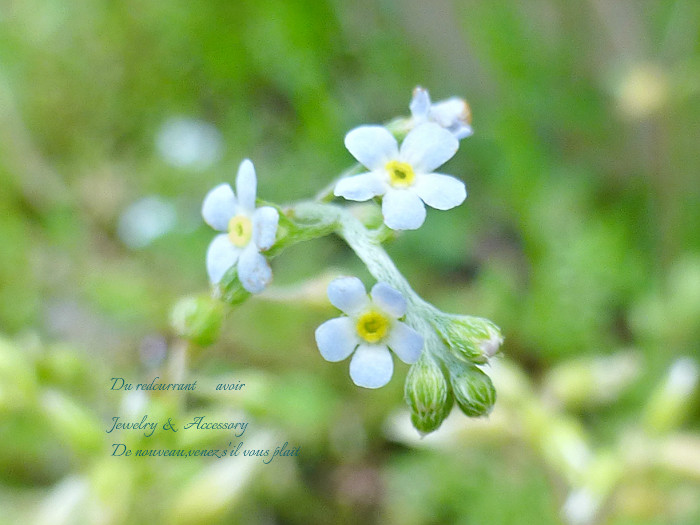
[202, 184, 237, 231]
[349, 344, 394, 389]
[206, 233, 240, 284]
[370, 282, 406, 318]
[327, 276, 369, 315]
[236, 159, 257, 213]
[409, 86, 431, 119]
[237, 244, 272, 293]
[253, 206, 279, 250]
[344, 126, 399, 170]
[399, 122, 458, 173]
[413, 173, 467, 210]
[315, 317, 359, 362]
[387, 321, 423, 364]
[334, 171, 387, 201]
[382, 189, 426, 230]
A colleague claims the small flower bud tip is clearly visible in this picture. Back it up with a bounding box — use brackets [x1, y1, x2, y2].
[432, 314, 503, 364]
[405, 354, 453, 434]
[449, 365, 496, 418]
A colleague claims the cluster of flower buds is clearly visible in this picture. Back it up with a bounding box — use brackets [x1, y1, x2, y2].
[184, 87, 502, 434]
[404, 314, 501, 434]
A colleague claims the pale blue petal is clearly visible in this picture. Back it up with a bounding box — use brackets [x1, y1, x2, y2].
[236, 159, 257, 213]
[206, 233, 240, 284]
[202, 183, 237, 231]
[345, 126, 399, 170]
[399, 123, 458, 173]
[413, 173, 467, 210]
[349, 344, 393, 389]
[237, 244, 272, 293]
[315, 317, 359, 362]
[382, 188, 426, 230]
[387, 321, 423, 364]
[370, 282, 406, 318]
[409, 86, 431, 119]
[334, 171, 387, 201]
[327, 276, 369, 315]
[253, 206, 279, 250]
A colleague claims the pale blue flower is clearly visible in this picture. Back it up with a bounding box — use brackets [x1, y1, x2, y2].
[202, 159, 279, 293]
[315, 277, 423, 389]
[335, 122, 465, 230]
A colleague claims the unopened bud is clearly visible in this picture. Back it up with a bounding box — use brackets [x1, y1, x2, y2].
[432, 314, 503, 364]
[170, 294, 224, 346]
[404, 353, 453, 435]
[218, 266, 252, 307]
[410, 87, 474, 139]
[430, 97, 473, 139]
[449, 364, 496, 418]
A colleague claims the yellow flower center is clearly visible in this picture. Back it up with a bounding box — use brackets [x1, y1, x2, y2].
[228, 215, 252, 247]
[386, 160, 416, 188]
[356, 310, 390, 343]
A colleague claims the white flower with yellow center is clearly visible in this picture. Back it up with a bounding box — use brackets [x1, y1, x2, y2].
[202, 159, 279, 293]
[315, 277, 424, 389]
[334, 122, 466, 230]
[410, 86, 473, 140]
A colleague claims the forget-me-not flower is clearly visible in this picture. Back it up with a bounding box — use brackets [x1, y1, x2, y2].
[334, 122, 466, 230]
[202, 159, 279, 293]
[315, 277, 423, 389]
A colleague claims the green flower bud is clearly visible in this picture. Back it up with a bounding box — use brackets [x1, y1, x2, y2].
[218, 266, 252, 307]
[431, 314, 503, 364]
[384, 116, 413, 141]
[449, 364, 496, 418]
[170, 294, 224, 346]
[404, 353, 453, 435]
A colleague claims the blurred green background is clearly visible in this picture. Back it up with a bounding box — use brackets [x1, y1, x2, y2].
[1, 0, 699, 523]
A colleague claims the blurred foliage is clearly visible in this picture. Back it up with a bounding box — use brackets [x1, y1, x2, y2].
[1, 0, 700, 524]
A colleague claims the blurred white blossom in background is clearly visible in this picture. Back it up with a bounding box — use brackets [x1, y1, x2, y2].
[156, 117, 223, 170]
